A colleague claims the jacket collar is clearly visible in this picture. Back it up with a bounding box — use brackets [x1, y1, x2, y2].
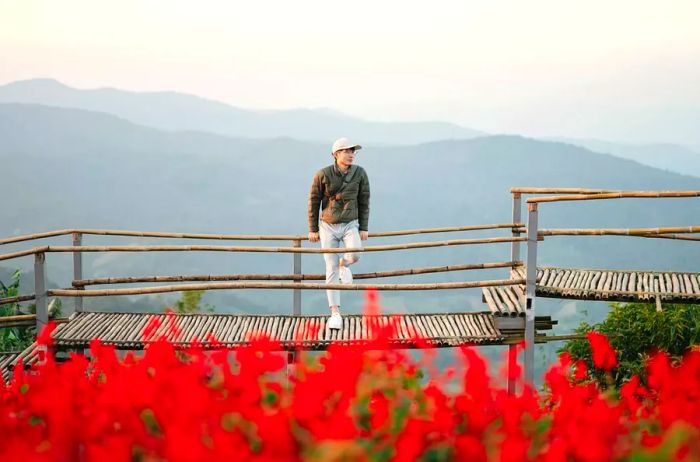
[333, 159, 350, 175]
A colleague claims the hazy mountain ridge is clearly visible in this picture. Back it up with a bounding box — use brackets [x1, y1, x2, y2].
[552, 137, 700, 178]
[3, 78, 697, 180]
[0, 79, 485, 145]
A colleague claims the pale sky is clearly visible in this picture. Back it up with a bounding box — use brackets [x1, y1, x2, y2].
[1, 0, 699, 144]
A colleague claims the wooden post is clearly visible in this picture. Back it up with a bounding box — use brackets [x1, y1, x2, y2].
[508, 192, 522, 394]
[524, 203, 539, 384]
[34, 252, 48, 333]
[73, 232, 83, 312]
[288, 239, 302, 377]
[510, 192, 522, 265]
[507, 343, 517, 395]
[293, 239, 301, 316]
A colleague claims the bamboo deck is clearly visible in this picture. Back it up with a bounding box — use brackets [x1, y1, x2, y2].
[0, 351, 21, 382]
[482, 267, 700, 316]
[19, 311, 504, 353]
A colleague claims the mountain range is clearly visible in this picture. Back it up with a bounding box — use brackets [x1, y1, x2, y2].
[3, 78, 697, 178]
[0, 79, 485, 145]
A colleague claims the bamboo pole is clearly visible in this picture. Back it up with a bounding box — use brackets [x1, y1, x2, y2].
[503, 334, 601, 344]
[0, 315, 68, 328]
[0, 229, 75, 245]
[641, 234, 700, 242]
[510, 187, 621, 195]
[0, 223, 524, 246]
[528, 191, 700, 204]
[366, 223, 524, 237]
[72, 260, 524, 287]
[535, 334, 586, 343]
[0, 314, 36, 323]
[0, 319, 36, 328]
[0, 294, 36, 305]
[50, 277, 527, 297]
[0, 237, 527, 262]
[0, 246, 50, 262]
[538, 226, 700, 236]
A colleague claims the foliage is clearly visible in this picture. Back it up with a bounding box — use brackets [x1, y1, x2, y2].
[561, 302, 700, 388]
[1, 291, 700, 460]
[173, 290, 214, 314]
[0, 270, 33, 351]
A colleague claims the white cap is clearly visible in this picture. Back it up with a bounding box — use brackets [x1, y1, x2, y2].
[332, 137, 362, 154]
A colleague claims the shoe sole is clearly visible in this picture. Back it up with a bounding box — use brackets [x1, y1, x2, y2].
[340, 268, 353, 285]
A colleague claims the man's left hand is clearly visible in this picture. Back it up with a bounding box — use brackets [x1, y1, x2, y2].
[360, 230, 369, 241]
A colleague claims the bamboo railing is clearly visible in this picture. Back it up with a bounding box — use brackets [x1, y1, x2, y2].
[510, 187, 700, 384]
[51, 277, 527, 298]
[510, 187, 621, 195]
[527, 191, 700, 204]
[0, 260, 525, 306]
[0, 223, 523, 246]
[0, 315, 68, 328]
[0, 294, 35, 304]
[0, 236, 527, 262]
[537, 226, 700, 237]
[0, 222, 530, 335]
[72, 261, 522, 287]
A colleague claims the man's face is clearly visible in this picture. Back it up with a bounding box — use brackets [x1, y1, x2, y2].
[334, 148, 356, 166]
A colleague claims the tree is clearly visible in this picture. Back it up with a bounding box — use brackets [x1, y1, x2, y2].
[172, 290, 214, 314]
[561, 302, 700, 388]
[0, 270, 33, 351]
[0, 270, 63, 351]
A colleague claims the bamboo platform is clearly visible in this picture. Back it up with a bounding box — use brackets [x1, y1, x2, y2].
[1, 309, 560, 378]
[0, 311, 507, 378]
[482, 267, 700, 316]
[521, 266, 700, 302]
[27, 311, 504, 351]
[482, 284, 527, 316]
[0, 351, 21, 382]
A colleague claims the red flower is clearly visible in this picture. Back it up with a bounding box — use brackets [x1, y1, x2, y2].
[2, 297, 700, 460]
[587, 331, 618, 371]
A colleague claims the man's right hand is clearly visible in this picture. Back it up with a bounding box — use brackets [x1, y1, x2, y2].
[308, 232, 320, 243]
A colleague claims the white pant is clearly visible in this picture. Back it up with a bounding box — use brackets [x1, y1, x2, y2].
[319, 219, 362, 307]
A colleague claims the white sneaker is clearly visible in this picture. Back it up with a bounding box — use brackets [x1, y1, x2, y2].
[328, 312, 343, 330]
[339, 265, 353, 284]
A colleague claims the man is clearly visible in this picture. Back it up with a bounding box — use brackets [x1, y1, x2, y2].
[308, 137, 370, 330]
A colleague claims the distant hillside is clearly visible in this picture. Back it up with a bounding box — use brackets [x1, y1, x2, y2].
[553, 137, 700, 178]
[0, 79, 485, 144]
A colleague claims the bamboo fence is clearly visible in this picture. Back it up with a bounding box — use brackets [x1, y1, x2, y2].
[510, 187, 621, 195]
[528, 191, 700, 204]
[72, 260, 522, 287]
[538, 226, 700, 236]
[0, 236, 527, 262]
[0, 315, 68, 328]
[50, 277, 527, 298]
[0, 223, 524, 246]
[0, 294, 36, 305]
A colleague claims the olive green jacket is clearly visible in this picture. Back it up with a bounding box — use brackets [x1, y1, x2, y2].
[308, 161, 370, 232]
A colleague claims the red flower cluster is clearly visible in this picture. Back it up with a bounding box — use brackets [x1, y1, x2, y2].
[586, 331, 618, 371]
[0, 290, 698, 461]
